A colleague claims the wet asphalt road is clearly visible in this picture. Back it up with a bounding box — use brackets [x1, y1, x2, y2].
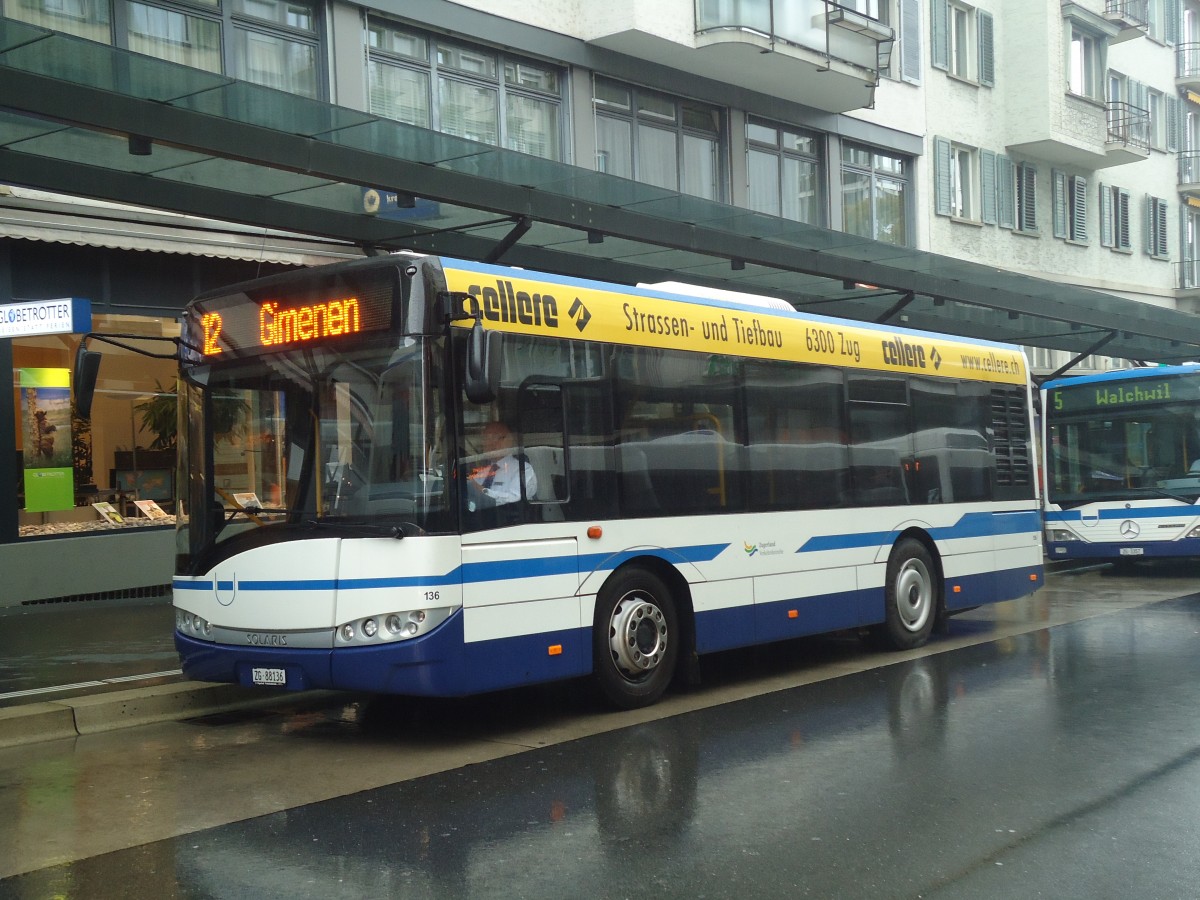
[0, 566, 1198, 898]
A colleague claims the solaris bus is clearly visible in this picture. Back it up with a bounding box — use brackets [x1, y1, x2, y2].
[107, 254, 1043, 708]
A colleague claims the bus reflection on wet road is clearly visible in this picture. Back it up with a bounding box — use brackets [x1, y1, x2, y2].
[1, 566, 1199, 899]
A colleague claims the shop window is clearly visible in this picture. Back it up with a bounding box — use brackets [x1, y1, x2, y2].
[14, 314, 180, 537]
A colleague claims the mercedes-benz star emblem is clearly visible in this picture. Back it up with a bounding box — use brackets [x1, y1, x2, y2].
[1119, 520, 1140, 538]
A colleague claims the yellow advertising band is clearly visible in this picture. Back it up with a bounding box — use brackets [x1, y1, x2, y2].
[444, 267, 1027, 386]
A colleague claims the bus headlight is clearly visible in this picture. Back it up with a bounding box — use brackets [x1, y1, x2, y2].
[176, 608, 216, 642]
[337, 607, 454, 646]
[1046, 529, 1080, 542]
[1187, 526, 1200, 539]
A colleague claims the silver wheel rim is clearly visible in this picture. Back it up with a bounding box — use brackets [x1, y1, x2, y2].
[608, 590, 668, 679]
[895, 557, 932, 633]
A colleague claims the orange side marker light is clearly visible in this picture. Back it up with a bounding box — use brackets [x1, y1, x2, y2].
[548, 645, 563, 656]
[587, 526, 603, 539]
[788, 609, 799, 619]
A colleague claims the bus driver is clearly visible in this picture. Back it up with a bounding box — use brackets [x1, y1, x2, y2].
[467, 420, 537, 508]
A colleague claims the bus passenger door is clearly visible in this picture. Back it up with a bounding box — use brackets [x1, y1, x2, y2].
[459, 379, 586, 690]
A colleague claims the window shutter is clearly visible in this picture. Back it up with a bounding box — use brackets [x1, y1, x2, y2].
[934, 136, 953, 216]
[980, 149, 997, 225]
[978, 12, 994, 87]
[1145, 196, 1155, 255]
[931, 0, 949, 71]
[1167, 95, 1180, 152]
[997, 155, 1015, 229]
[1117, 189, 1131, 250]
[900, 0, 921, 85]
[1100, 183, 1113, 247]
[1156, 197, 1169, 257]
[1180, 205, 1189, 284]
[1071, 175, 1087, 242]
[1052, 170, 1067, 239]
[1018, 163, 1037, 232]
[1166, 0, 1181, 46]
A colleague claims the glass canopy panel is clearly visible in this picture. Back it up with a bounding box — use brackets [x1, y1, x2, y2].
[153, 156, 336, 197]
[0, 27, 233, 101]
[168, 81, 377, 136]
[0, 110, 76, 146]
[317, 119, 496, 168]
[4, 124, 209, 174]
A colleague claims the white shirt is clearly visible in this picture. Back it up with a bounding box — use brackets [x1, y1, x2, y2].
[471, 453, 537, 505]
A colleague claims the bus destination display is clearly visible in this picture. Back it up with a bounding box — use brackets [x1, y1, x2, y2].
[190, 274, 395, 358]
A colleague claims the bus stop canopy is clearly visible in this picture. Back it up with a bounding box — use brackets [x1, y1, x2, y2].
[2, 16, 1199, 370]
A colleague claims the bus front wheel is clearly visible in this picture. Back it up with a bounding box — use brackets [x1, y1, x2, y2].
[873, 538, 938, 651]
[593, 568, 679, 710]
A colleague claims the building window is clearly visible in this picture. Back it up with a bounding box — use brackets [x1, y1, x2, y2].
[1148, 89, 1165, 150]
[1183, 207, 1200, 288]
[13, 315, 180, 539]
[125, 1, 222, 72]
[931, 0, 994, 86]
[6, 0, 325, 97]
[3, 0, 112, 43]
[1052, 170, 1087, 243]
[841, 142, 909, 246]
[367, 19, 564, 160]
[1068, 21, 1106, 101]
[1099, 184, 1132, 251]
[934, 136, 978, 220]
[1146, 195, 1170, 258]
[746, 119, 823, 225]
[594, 77, 723, 201]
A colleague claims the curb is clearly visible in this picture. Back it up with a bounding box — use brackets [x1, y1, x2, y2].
[0, 682, 332, 749]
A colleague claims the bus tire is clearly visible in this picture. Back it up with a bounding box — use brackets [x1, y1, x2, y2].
[593, 567, 679, 710]
[872, 538, 938, 651]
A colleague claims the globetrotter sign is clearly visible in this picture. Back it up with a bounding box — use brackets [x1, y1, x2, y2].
[0, 298, 91, 338]
[442, 260, 1027, 386]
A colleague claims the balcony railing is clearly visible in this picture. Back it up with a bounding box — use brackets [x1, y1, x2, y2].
[1177, 259, 1200, 290]
[1178, 42, 1200, 79]
[1179, 151, 1200, 186]
[1105, 0, 1149, 26]
[1106, 101, 1150, 152]
[695, 0, 892, 73]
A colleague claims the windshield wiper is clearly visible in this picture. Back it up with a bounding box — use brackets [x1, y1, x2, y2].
[302, 519, 408, 539]
[1129, 486, 1197, 504]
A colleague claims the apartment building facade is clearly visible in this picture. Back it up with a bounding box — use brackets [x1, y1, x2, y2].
[1, 0, 1197, 597]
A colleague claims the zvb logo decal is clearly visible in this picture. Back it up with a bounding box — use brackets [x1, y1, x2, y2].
[568, 297, 591, 332]
[1119, 520, 1140, 538]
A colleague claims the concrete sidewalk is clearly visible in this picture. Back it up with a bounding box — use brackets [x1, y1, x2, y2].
[0, 596, 322, 747]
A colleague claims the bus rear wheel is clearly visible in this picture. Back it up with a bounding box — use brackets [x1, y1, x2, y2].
[593, 568, 679, 710]
[872, 538, 938, 651]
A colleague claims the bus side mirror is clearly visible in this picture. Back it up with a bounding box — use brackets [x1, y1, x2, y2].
[465, 320, 500, 404]
[74, 341, 102, 420]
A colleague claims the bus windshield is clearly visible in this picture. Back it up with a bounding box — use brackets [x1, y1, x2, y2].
[177, 337, 451, 570]
[1046, 389, 1200, 507]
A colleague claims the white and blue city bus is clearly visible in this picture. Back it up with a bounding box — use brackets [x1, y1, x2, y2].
[167, 254, 1043, 708]
[1042, 364, 1200, 562]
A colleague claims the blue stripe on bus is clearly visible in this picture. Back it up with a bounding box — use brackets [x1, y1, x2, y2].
[173, 541, 731, 594]
[797, 510, 1041, 553]
[176, 561, 1044, 697]
[1045, 506, 1200, 523]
